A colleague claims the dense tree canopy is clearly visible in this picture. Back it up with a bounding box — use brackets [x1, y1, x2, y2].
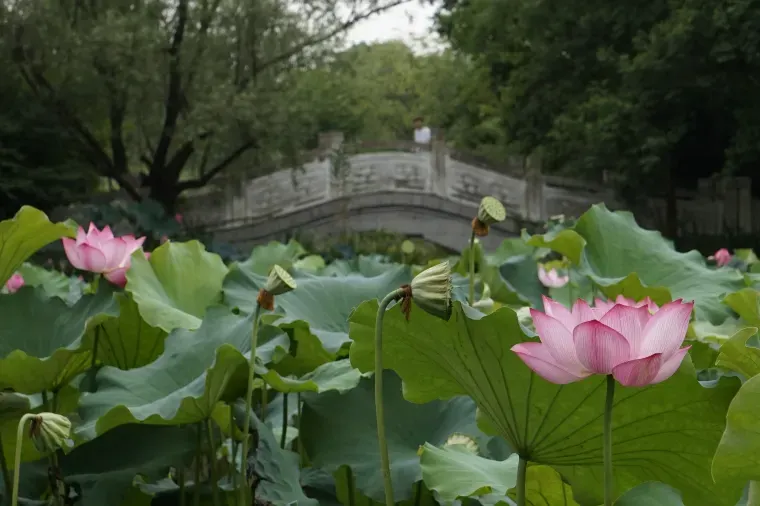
[1, 0, 409, 213]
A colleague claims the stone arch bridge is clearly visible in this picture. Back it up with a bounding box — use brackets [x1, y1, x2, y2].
[183, 136, 756, 252]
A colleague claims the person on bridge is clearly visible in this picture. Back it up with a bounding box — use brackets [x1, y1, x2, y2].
[413, 116, 432, 145]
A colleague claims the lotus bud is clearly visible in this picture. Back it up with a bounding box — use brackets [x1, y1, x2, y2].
[29, 412, 72, 454]
[257, 264, 297, 310]
[403, 261, 452, 321]
[444, 433, 479, 454]
[472, 196, 506, 237]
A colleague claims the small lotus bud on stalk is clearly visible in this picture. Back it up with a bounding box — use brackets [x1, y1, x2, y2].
[468, 196, 506, 306]
[12, 413, 72, 506]
[375, 261, 453, 506]
[241, 264, 296, 504]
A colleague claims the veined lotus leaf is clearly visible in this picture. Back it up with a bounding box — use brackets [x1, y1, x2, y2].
[349, 301, 741, 506]
[126, 240, 228, 332]
[0, 206, 74, 287]
[0, 283, 117, 393]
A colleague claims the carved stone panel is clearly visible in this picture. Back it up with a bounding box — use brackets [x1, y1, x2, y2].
[446, 158, 525, 214]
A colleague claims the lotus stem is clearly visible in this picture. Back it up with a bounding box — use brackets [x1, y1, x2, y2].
[229, 404, 237, 492]
[603, 374, 615, 506]
[516, 456, 527, 506]
[260, 380, 268, 419]
[376, 288, 406, 506]
[297, 393, 305, 467]
[205, 419, 221, 506]
[193, 425, 201, 506]
[178, 466, 186, 506]
[90, 325, 100, 391]
[345, 466, 355, 506]
[0, 435, 11, 505]
[468, 231, 476, 305]
[11, 414, 35, 506]
[240, 303, 263, 505]
[280, 393, 289, 449]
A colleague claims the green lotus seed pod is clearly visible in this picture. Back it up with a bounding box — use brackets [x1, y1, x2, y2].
[477, 196, 506, 225]
[264, 264, 297, 296]
[30, 412, 72, 454]
[410, 261, 453, 321]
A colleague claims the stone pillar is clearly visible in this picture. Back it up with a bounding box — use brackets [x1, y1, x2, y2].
[718, 176, 752, 234]
[522, 153, 546, 222]
[319, 131, 345, 200]
[430, 128, 447, 196]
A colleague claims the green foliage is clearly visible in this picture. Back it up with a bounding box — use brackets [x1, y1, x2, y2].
[1, 203, 760, 506]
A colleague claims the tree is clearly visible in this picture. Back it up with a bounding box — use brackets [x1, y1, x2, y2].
[434, 0, 760, 235]
[2, 0, 410, 213]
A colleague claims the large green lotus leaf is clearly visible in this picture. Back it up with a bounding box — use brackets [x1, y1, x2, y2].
[321, 255, 401, 278]
[17, 262, 84, 304]
[300, 370, 486, 503]
[224, 264, 411, 353]
[77, 306, 253, 439]
[259, 359, 362, 394]
[126, 240, 228, 332]
[0, 284, 117, 392]
[241, 239, 307, 274]
[13, 425, 195, 506]
[613, 482, 685, 506]
[81, 293, 168, 370]
[349, 301, 741, 506]
[723, 288, 760, 326]
[712, 372, 760, 484]
[715, 328, 760, 378]
[688, 317, 747, 346]
[0, 206, 74, 287]
[527, 204, 744, 323]
[419, 443, 519, 501]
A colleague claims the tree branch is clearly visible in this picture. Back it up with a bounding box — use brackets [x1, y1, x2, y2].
[152, 0, 189, 172]
[176, 139, 258, 191]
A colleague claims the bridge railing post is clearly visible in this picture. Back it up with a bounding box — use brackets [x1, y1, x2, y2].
[430, 128, 447, 196]
[522, 153, 547, 223]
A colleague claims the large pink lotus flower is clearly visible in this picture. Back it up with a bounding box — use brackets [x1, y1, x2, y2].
[538, 265, 569, 288]
[709, 248, 732, 267]
[512, 296, 693, 387]
[5, 273, 24, 293]
[62, 224, 146, 287]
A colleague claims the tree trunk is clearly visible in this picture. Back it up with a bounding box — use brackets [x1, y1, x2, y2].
[146, 173, 180, 215]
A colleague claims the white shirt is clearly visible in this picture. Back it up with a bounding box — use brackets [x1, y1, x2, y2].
[414, 126, 431, 144]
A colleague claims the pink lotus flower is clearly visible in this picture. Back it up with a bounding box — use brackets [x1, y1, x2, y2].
[512, 296, 693, 387]
[62, 224, 146, 287]
[5, 273, 24, 293]
[538, 265, 569, 288]
[175, 213, 183, 224]
[709, 248, 732, 267]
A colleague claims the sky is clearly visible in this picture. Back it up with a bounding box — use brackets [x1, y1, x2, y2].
[344, 1, 443, 52]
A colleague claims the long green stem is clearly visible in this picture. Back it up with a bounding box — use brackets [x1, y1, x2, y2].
[205, 419, 220, 506]
[603, 375, 615, 506]
[515, 457, 527, 506]
[229, 404, 237, 493]
[240, 303, 263, 506]
[178, 466, 186, 506]
[280, 394, 289, 449]
[468, 231, 476, 305]
[193, 425, 201, 506]
[11, 414, 35, 506]
[376, 289, 405, 506]
[0, 434, 12, 505]
[90, 326, 100, 392]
